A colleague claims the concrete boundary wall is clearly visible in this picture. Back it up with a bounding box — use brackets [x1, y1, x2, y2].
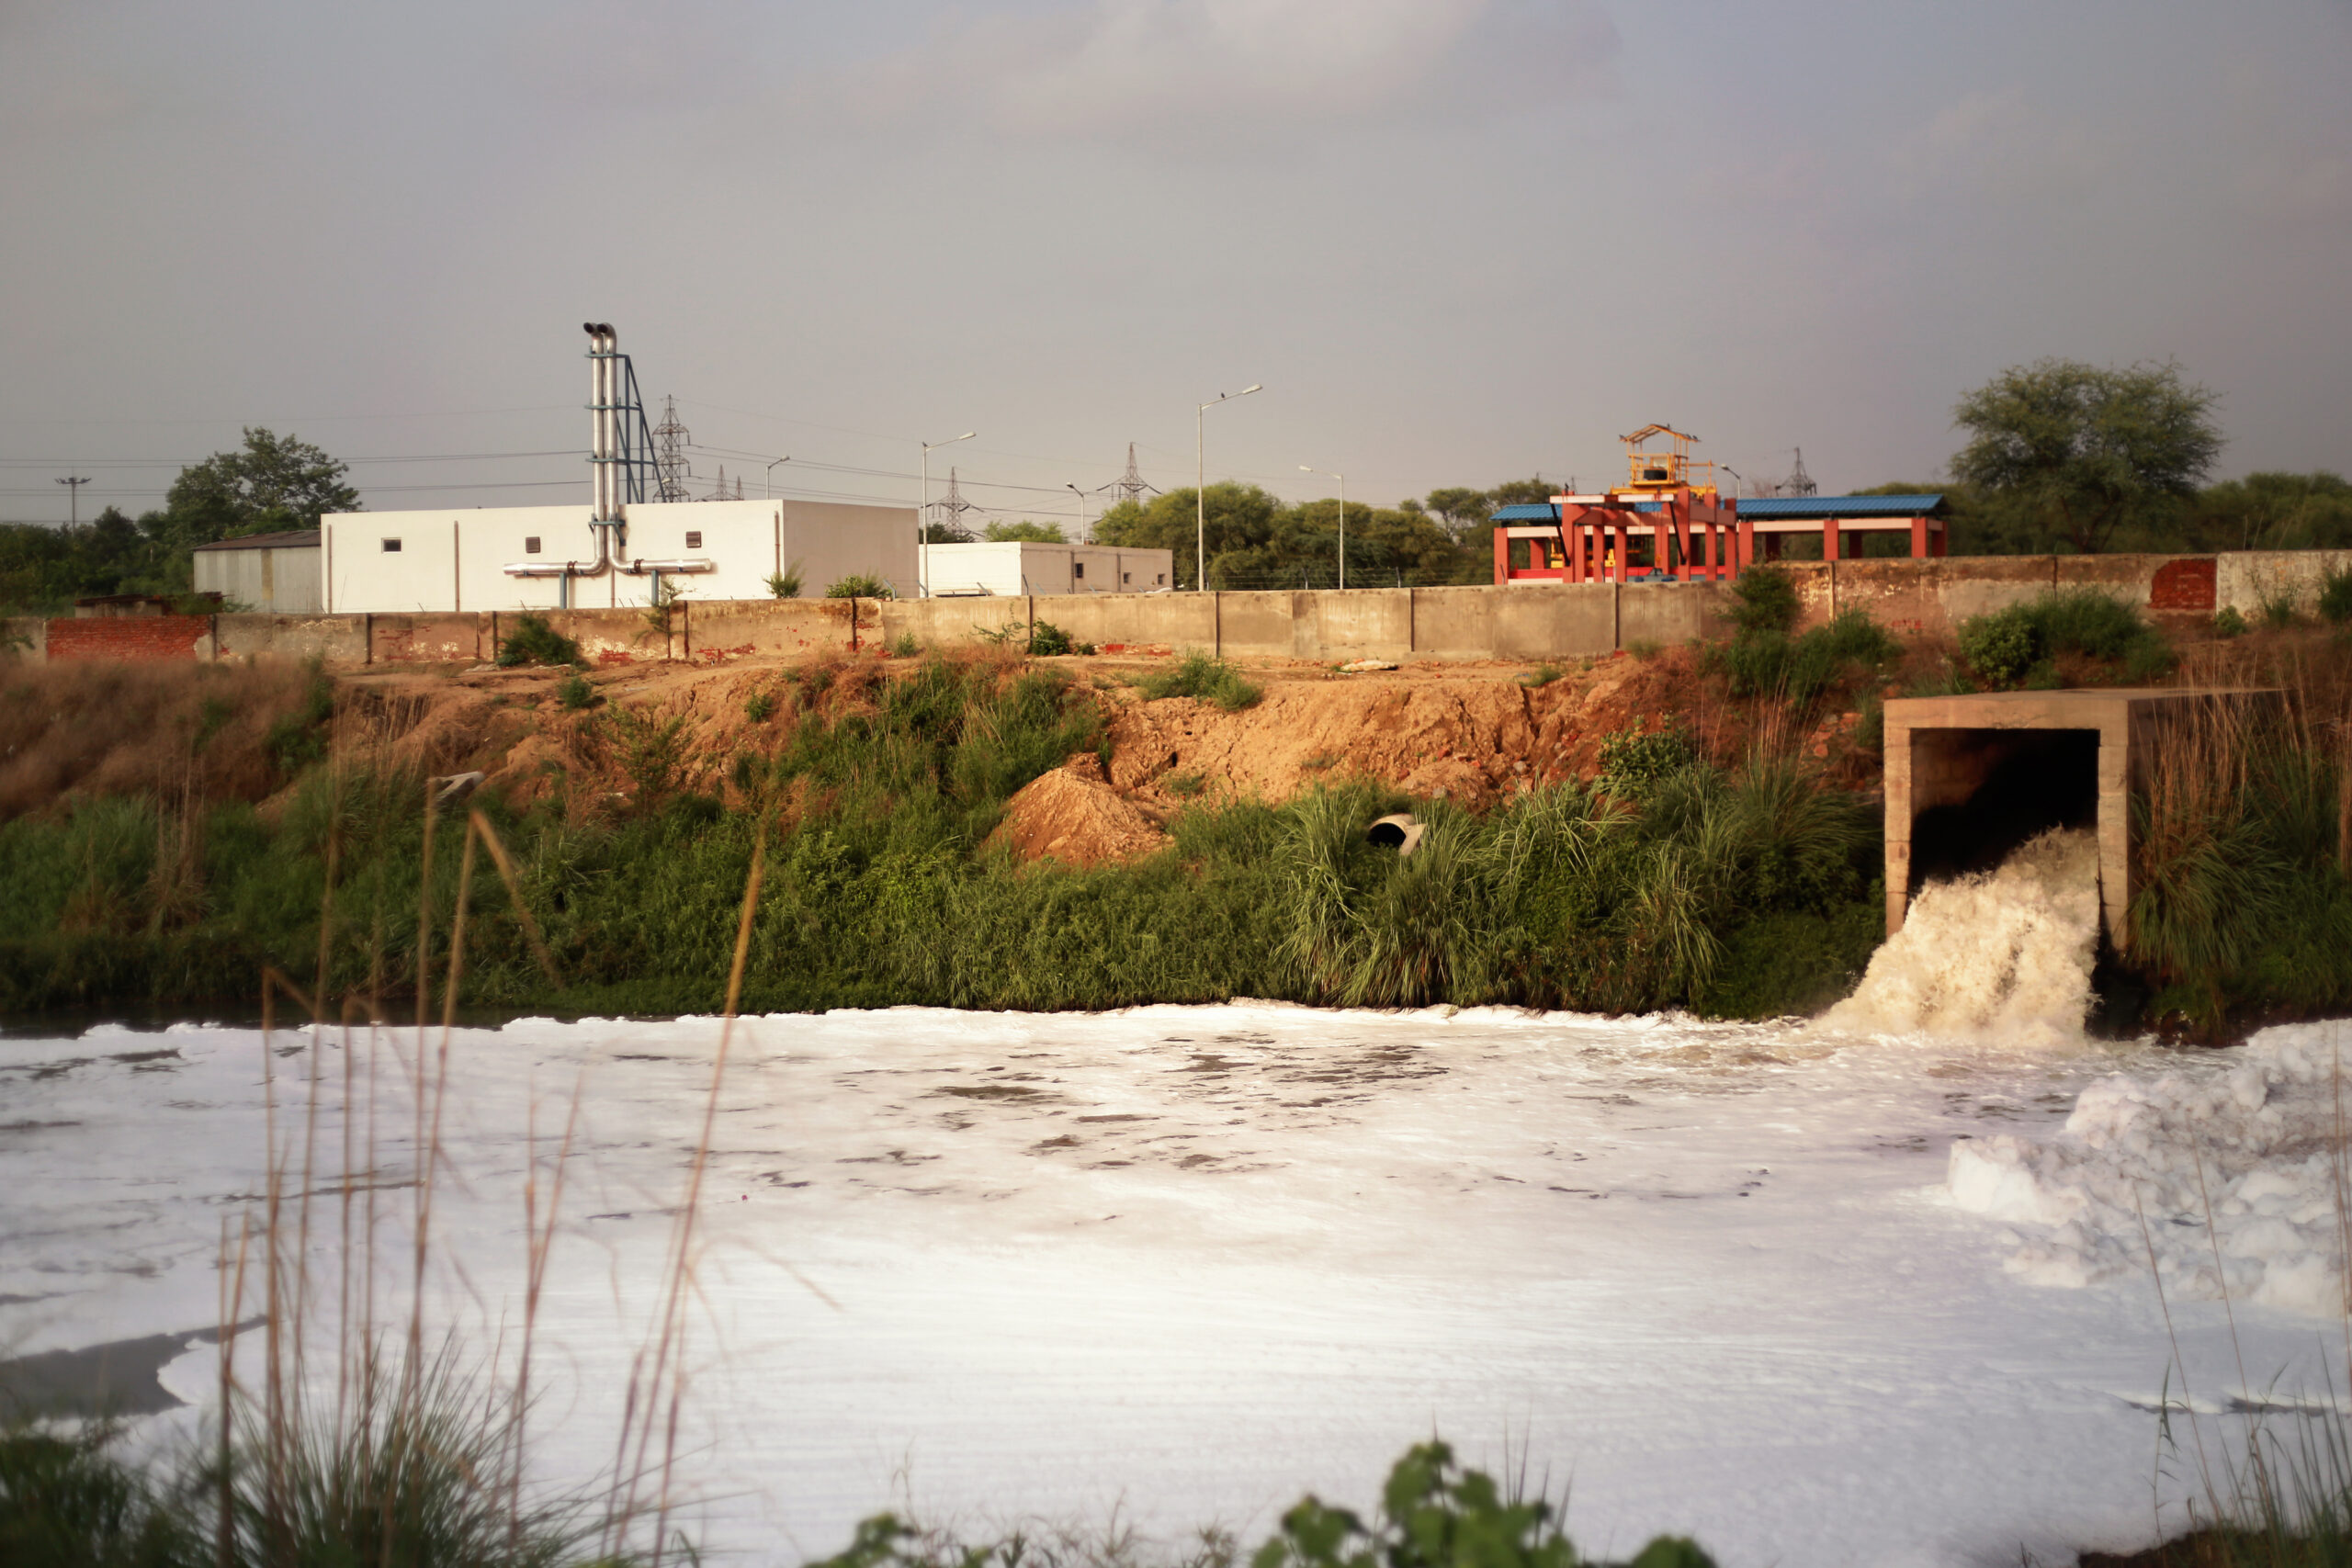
[15, 550, 2349, 669]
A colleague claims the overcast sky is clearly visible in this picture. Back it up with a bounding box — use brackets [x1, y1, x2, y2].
[4, 0, 2347, 525]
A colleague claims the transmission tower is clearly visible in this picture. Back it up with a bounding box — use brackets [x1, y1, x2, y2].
[1111, 443, 1158, 510]
[1784, 447, 1818, 498]
[930, 468, 979, 538]
[652, 396, 693, 502]
[705, 464, 746, 502]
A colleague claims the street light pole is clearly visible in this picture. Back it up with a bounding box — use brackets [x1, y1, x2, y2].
[764, 456, 791, 499]
[1066, 482, 1089, 546]
[919, 431, 976, 597]
[56, 475, 90, 527]
[1194, 384, 1261, 591]
[1300, 465, 1346, 589]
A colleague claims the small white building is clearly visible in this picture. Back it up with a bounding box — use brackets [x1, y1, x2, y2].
[319, 499, 918, 613]
[920, 541, 1173, 598]
[192, 528, 324, 613]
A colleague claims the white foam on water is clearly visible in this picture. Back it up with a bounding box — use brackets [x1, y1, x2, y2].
[1825, 827, 2101, 1046]
[1950, 1022, 2352, 1317]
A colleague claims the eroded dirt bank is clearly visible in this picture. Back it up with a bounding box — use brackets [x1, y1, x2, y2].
[1, 645, 1874, 828]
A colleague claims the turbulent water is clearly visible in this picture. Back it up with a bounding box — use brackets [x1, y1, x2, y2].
[1825, 828, 2102, 1044]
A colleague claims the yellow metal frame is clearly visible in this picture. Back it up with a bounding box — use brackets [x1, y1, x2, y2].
[1620, 423, 1716, 497]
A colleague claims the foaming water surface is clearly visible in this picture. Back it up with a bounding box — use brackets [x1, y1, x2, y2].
[1826, 828, 2101, 1044]
[0, 854, 2337, 1566]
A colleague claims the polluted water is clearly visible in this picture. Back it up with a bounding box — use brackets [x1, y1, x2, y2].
[1822, 826, 2102, 1045]
[0, 831, 2343, 1567]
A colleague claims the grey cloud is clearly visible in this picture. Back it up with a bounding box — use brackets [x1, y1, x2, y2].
[813, 0, 1618, 141]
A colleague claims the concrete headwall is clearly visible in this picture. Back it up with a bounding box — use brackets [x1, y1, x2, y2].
[25, 549, 2352, 668]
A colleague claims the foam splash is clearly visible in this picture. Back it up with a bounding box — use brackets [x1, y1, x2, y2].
[1950, 1025, 2352, 1316]
[1823, 828, 2100, 1045]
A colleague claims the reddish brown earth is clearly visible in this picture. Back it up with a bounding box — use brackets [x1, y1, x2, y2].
[0, 643, 1888, 838]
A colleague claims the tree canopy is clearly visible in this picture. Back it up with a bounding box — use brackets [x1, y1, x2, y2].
[155, 426, 359, 549]
[0, 428, 360, 611]
[1951, 358, 2222, 554]
[979, 520, 1068, 543]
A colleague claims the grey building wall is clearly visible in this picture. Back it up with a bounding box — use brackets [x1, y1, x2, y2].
[193, 543, 323, 614]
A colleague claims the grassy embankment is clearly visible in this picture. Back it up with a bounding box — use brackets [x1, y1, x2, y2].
[1, 570, 2348, 1033]
[0, 633, 1887, 1021]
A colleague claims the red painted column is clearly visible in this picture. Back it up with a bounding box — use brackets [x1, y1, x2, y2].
[1824, 518, 1839, 562]
[1910, 514, 1928, 559]
[1493, 524, 1510, 584]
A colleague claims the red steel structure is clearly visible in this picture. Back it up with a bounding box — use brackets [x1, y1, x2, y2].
[1492, 425, 1946, 586]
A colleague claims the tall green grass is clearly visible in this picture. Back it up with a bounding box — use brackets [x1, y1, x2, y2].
[0, 651, 1882, 1021]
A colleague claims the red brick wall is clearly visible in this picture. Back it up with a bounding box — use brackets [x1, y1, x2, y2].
[45, 615, 212, 661]
[2149, 558, 2218, 612]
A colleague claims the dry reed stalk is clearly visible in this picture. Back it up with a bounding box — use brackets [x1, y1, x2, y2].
[607, 827, 768, 1564]
[507, 1070, 585, 1558]
[408, 813, 480, 1397]
[2134, 1187, 2223, 1534]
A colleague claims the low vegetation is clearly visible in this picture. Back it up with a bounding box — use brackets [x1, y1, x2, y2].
[1136, 651, 1262, 711]
[495, 614, 583, 670]
[1956, 588, 2176, 688]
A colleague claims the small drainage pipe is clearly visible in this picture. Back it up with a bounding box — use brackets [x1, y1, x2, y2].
[1366, 813, 1424, 857]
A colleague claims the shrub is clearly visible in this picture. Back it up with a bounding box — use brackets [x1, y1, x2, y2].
[605, 705, 695, 809]
[887, 633, 920, 658]
[1716, 609, 1899, 707]
[768, 560, 806, 599]
[1958, 605, 2038, 687]
[1960, 591, 2173, 689]
[1137, 652, 1262, 711]
[826, 573, 894, 600]
[1725, 566, 1800, 636]
[556, 672, 595, 711]
[1253, 1440, 1715, 1568]
[2214, 604, 2249, 638]
[496, 613, 582, 669]
[744, 690, 775, 722]
[1595, 721, 1695, 800]
[1028, 621, 1075, 657]
[1520, 664, 1563, 688]
[0, 1423, 202, 1568]
[2321, 565, 2352, 626]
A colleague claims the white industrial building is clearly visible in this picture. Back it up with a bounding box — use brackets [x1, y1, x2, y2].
[920, 541, 1173, 597]
[319, 498, 918, 614]
[192, 528, 324, 613]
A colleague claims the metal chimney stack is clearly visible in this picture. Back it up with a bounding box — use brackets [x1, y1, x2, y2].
[585, 322, 619, 525]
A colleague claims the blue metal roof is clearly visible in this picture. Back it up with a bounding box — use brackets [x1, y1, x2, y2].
[1732, 493, 1942, 519]
[1491, 494, 1939, 524]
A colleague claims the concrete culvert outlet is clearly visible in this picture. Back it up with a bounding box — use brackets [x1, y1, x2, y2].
[1367, 813, 1425, 857]
[1883, 689, 2279, 953]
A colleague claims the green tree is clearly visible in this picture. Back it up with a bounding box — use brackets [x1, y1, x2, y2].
[1951, 358, 2222, 554]
[1423, 486, 1494, 537]
[2181, 470, 2352, 552]
[152, 427, 360, 551]
[1486, 476, 1557, 509]
[979, 519, 1068, 543]
[1093, 482, 1284, 588]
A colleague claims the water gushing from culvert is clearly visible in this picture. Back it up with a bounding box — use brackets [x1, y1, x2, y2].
[1824, 827, 2101, 1043]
